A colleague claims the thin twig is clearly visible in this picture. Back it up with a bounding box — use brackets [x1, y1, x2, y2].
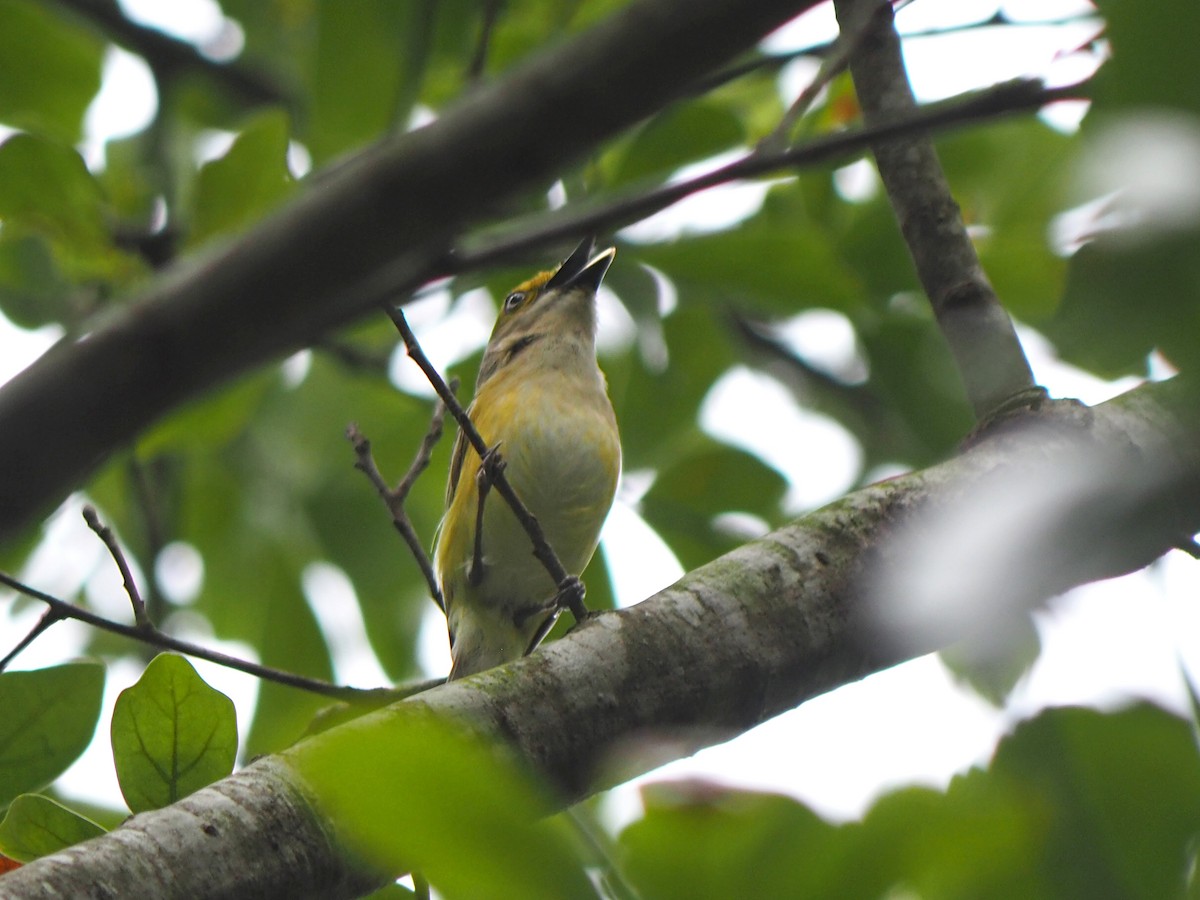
[468, 0, 504, 83]
[127, 456, 170, 625]
[756, 2, 885, 155]
[83, 504, 150, 629]
[0, 609, 65, 671]
[347, 390, 454, 610]
[0, 534, 408, 699]
[447, 78, 1085, 276]
[382, 307, 586, 620]
[330, 77, 1084, 330]
[693, 8, 1099, 97]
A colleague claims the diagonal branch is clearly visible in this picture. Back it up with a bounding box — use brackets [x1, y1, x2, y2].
[0, 0, 825, 546]
[49, 0, 287, 109]
[833, 0, 1040, 420]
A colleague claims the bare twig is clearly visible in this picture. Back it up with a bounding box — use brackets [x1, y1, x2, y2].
[0, 513, 416, 699]
[756, 2, 885, 155]
[439, 78, 1083, 278]
[347, 386, 455, 610]
[694, 8, 1099, 97]
[83, 504, 151, 629]
[382, 307, 588, 621]
[468, 0, 505, 83]
[0, 608, 65, 671]
[126, 457, 173, 624]
[832, 0, 1039, 420]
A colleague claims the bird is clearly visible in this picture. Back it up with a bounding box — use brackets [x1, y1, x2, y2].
[434, 238, 621, 680]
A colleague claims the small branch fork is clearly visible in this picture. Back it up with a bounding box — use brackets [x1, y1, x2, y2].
[382, 305, 589, 624]
[0, 507, 421, 700]
[346, 382, 458, 613]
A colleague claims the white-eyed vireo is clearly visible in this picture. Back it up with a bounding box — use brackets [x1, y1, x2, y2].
[435, 239, 621, 679]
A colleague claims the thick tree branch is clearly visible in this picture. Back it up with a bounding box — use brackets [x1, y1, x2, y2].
[4, 376, 1196, 899]
[0, 0, 823, 545]
[833, 0, 1039, 419]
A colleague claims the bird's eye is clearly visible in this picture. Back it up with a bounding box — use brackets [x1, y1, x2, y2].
[503, 291, 527, 312]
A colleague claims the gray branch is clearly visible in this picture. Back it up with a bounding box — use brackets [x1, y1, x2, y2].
[833, 0, 1038, 418]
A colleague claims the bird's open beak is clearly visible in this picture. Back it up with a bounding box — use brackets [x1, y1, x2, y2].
[545, 237, 616, 293]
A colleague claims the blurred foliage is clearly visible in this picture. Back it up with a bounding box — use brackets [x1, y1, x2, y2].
[0, 0, 1195, 894]
[620, 703, 1200, 899]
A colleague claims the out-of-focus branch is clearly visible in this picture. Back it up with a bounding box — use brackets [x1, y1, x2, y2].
[832, 0, 1040, 420]
[0, 0, 825, 546]
[50, 0, 287, 109]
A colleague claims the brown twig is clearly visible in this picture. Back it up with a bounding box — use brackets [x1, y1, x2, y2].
[382, 306, 588, 621]
[468, 0, 504, 83]
[83, 504, 151, 629]
[0, 509, 414, 699]
[0, 608, 66, 671]
[346, 385, 455, 611]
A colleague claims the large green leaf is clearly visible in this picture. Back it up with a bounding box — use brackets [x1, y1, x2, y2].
[294, 712, 597, 900]
[620, 784, 843, 899]
[990, 703, 1200, 899]
[0, 0, 103, 143]
[609, 303, 737, 470]
[0, 663, 105, 808]
[609, 102, 745, 189]
[641, 439, 787, 571]
[189, 109, 296, 247]
[1047, 233, 1200, 377]
[0, 233, 75, 329]
[634, 221, 862, 317]
[303, 1, 433, 164]
[111, 653, 238, 813]
[0, 794, 104, 862]
[0, 133, 140, 285]
[1092, 0, 1200, 116]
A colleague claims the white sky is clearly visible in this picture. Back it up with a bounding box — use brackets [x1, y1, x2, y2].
[5, 0, 1198, 831]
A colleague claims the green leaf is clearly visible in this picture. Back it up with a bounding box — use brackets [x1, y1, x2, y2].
[0, 794, 104, 862]
[304, 1, 431, 164]
[0, 663, 105, 808]
[1046, 231, 1200, 377]
[609, 102, 744, 188]
[0, 233, 75, 328]
[189, 109, 296, 247]
[641, 439, 787, 571]
[0, 133, 139, 285]
[635, 222, 861, 317]
[990, 703, 1200, 899]
[0, 0, 104, 144]
[620, 784, 841, 899]
[111, 654, 238, 813]
[1092, 0, 1200, 117]
[293, 711, 597, 900]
